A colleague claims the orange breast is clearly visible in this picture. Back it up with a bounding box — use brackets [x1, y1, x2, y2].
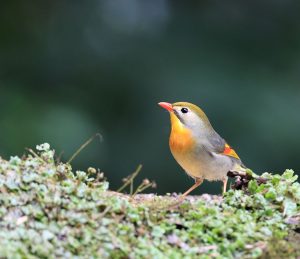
[169, 113, 195, 154]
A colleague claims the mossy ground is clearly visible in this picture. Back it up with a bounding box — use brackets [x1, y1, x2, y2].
[0, 144, 299, 258]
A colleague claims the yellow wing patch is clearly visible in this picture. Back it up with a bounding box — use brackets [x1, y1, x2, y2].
[222, 143, 240, 160]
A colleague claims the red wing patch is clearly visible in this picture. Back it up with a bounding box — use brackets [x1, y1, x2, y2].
[222, 143, 240, 160]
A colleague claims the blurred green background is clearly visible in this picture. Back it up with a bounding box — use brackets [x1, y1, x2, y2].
[1, 1, 300, 194]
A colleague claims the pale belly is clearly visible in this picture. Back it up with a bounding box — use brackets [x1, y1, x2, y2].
[171, 149, 234, 181]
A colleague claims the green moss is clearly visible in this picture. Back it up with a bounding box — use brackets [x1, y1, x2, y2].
[0, 144, 299, 258]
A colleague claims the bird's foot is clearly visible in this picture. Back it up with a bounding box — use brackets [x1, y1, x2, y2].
[168, 195, 187, 210]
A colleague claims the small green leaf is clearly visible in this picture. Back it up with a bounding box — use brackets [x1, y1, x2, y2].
[283, 198, 297, 217]
[282, 169, 298, 183]
[265, 188, 277, 200]
[256, 183, 267, 193]
[248, 180, 258, 194]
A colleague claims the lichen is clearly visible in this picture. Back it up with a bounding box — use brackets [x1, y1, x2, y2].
[0, 144, 299, 258]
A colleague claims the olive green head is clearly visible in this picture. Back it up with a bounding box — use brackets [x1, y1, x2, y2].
[171, 102, 212, 131]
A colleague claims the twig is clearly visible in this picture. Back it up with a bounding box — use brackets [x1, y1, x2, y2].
[130, 180, 134, 195]
[227, 170, 268, 190]
[117, 164, 142, 193]
[132, 182, 153, 197]
[55, 150, 65, 164]
[67, 133, 102, 164]
[98, 206, 112, 219]
[26, 148, 45, 163]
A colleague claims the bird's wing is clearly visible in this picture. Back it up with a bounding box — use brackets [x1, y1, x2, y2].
[207, 132, 240, 160]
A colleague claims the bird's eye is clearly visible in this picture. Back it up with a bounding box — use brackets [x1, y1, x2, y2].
[181, 108, 188, 114]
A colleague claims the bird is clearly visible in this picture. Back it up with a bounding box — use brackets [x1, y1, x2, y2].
[158, 101, 245, 198]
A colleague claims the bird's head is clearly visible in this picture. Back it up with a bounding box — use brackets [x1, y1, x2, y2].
[158, 101, 213, 135]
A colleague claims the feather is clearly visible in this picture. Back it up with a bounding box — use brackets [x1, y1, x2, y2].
[169, 113, 195, 153]
[222, 143, 240, 160]
[204, 131, 241, 161]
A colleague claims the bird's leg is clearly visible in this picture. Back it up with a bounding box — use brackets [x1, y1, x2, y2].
[222, 177, 228, 194]
[180, 178, 203, 200]
[168, 179, 203, 210]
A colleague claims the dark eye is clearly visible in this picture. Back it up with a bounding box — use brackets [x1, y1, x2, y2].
[181, 107, 188, 114]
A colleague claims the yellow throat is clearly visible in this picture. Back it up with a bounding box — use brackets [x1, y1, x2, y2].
[169, 112, 195, 153]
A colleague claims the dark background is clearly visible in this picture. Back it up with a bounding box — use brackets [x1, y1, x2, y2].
[1, 1, 300, 194]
